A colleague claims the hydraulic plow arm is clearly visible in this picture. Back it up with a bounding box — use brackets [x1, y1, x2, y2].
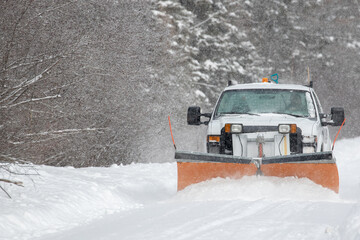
[175, 151, 339, 193]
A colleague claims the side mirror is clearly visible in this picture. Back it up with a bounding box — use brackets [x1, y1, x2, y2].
[187, 106, 211, 125]
[330, 107, 345, 126]
[187, 106, 201, 125]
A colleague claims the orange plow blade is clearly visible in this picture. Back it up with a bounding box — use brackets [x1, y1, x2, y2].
[261, 163, 339, 193]
[177, 162, 257, 191]
[175, 151, 339, 193]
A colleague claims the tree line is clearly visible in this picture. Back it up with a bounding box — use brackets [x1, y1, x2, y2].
[1, 0, 359, 169]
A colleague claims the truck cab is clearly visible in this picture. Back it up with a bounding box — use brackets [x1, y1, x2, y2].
[188, 82, 345, 159]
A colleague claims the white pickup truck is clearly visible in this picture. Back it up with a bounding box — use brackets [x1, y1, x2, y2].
[187, 82, 345, 158]
[175, 81, 345, 192]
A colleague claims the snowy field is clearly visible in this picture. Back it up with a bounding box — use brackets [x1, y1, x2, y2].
[1, 137, 360, 240]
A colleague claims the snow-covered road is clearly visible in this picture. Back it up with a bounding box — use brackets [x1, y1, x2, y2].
[1, 137, 360, 240]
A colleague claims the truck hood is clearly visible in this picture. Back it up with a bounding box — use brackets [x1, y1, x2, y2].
[208, 113, 317, 136]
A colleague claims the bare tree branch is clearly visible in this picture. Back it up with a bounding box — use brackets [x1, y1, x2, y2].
[0, 186, 12, 199]
[0, 154, 32, 165]
[0, 178, 23, 187]
[23, 128, 108, 136]
[13, 58, 62, 90]
[1, 94, 61, 109]
[0, 58, 62, 105]
[2, 0, 35, 71]
[3, 54, 59, 73]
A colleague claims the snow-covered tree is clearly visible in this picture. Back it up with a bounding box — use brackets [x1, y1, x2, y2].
[153, 0, 360, 137]
[154, 0, 267, 105]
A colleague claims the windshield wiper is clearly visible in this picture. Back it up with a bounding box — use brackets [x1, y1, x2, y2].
[218, 112, 260, 116]
[242, 112, 260, 116]
[274, 112, 304, 118]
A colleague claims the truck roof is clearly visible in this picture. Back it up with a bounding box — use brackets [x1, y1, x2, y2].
[225, 82, 312, 91]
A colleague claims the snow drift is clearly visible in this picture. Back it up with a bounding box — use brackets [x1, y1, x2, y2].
[1, 137, 360, 240]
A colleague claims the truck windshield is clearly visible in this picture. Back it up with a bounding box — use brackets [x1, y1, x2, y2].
[215, 89, 316, 118]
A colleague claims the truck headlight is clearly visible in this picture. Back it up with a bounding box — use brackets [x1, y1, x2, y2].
[278, 124, 297, 134]
[225, 124, 243, 133]
[231, 124, 243, 133]
[278, 124, 290, 134]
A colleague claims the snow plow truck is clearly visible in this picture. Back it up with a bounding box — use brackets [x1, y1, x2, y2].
[176, 79, 345, 193]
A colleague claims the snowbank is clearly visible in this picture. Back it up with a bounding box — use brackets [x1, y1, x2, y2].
[0, 137, 359, 240]
[0, 163, 176, 239]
